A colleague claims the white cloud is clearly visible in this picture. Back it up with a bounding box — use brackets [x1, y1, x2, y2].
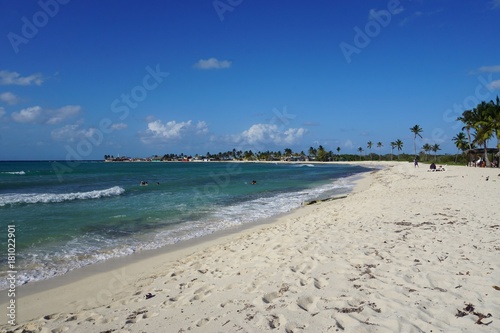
[491, 0, 500, 9]
[237, 123, 307, 146]
[110, 123, 128, 130]
[11, 105, 80, 124]
[194, 58, 232, 70]
[148, 120, 192, 139]
[283, 128, 307, 144]
[11, 106, 42, 123]
[479, 65, 500, 73]
[0, 70, 43, 86]
[141, 119, 208, 143]
[51, 124, 97, 142]
[488, 80, 500, 90]
[0, 107, 5, 118]
[46, 105, 81, 124]
[0, 92, 20, 105]
[195, 121, 209, 135]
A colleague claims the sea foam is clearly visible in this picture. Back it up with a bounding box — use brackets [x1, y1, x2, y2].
[1, 170, 26, 175]
[0, 186, 125, 206]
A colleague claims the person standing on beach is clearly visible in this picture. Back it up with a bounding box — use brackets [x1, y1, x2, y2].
[414, 157, 419, 168]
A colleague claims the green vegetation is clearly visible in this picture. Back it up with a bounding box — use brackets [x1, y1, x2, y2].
[456, 96, 500, 166]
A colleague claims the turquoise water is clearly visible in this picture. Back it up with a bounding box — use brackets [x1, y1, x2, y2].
[0, 161, 369, 289]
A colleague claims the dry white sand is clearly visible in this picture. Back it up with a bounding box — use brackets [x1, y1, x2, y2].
[1, 161, 499, 333]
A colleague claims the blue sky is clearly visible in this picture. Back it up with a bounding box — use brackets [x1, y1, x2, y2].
[1, 0, 499, 160]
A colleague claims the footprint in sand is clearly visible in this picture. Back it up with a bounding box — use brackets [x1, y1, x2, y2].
[297, 296, 320, 313]
[299, 277, 312, 287]
[313, 277, 328, 289]
[125, 308, 149, 324]
[290, 261, 316, 275]
[263, 291, 280, 303]
[42, 313, 61, 321]
[196, 317, 211, 327]
[190, 284, 215, 301]
[268, 314, 286, 329]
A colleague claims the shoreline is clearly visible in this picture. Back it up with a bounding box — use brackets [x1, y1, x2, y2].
[2, 161, 499, 332]
[0, 162, 377, 324]
[0, 160, 371, 292]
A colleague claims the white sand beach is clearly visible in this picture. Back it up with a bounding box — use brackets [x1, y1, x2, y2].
[2, 161, 499, 332]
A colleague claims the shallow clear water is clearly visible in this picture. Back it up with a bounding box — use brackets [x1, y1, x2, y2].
[0, 161, 369, 289]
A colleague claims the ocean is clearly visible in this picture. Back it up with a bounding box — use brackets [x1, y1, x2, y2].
[0, 160, 369, 289]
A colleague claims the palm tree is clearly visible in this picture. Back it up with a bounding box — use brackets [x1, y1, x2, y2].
[376, 142, 383, 160]
[308, 146, 317, 159]
[390, 141, 396, 160]
[395, 139, 403, 160]
[452, 132, 467, 162]
[336, 147, 341, 154]
[410, 124, 423, 157]
[431, 143, 441, 162]
[422, 143, 432, 162]
[317, 145, 328, 161]
[457, 109, 477, 150]
[474, 101, 494, 166]
[367, 141, 373, 160]
[357, 147, 363, 160]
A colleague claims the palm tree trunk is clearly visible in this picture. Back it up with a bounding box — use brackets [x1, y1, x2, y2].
[483, 142, 491, 166]
[466, 129, 472, 150]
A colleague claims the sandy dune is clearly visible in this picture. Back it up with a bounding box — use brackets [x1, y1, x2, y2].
[2, 161, 499, 332]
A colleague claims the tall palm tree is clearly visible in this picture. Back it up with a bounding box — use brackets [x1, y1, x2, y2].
[474, 101, 494, 166]
[357, 147, 363, 160]
[452, 132, 467, 162]
[410, 124, 423, 157]
[422, 143, 432, 162]
[367, 141, 373, 160]
[390, 141, 396, 160]
[431, 143, 441, 162]
[317, 145, 327, 161]
[457, 108, 477, 150]
[336, 147, 341, 154]
[376, 142, 383, 160]
[395, 139, 403, 160]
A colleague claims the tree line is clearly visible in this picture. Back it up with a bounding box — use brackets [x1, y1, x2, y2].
[106, 97, 498, 164]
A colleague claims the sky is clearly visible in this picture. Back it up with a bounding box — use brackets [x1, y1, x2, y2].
[0, 0, 499, 160]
